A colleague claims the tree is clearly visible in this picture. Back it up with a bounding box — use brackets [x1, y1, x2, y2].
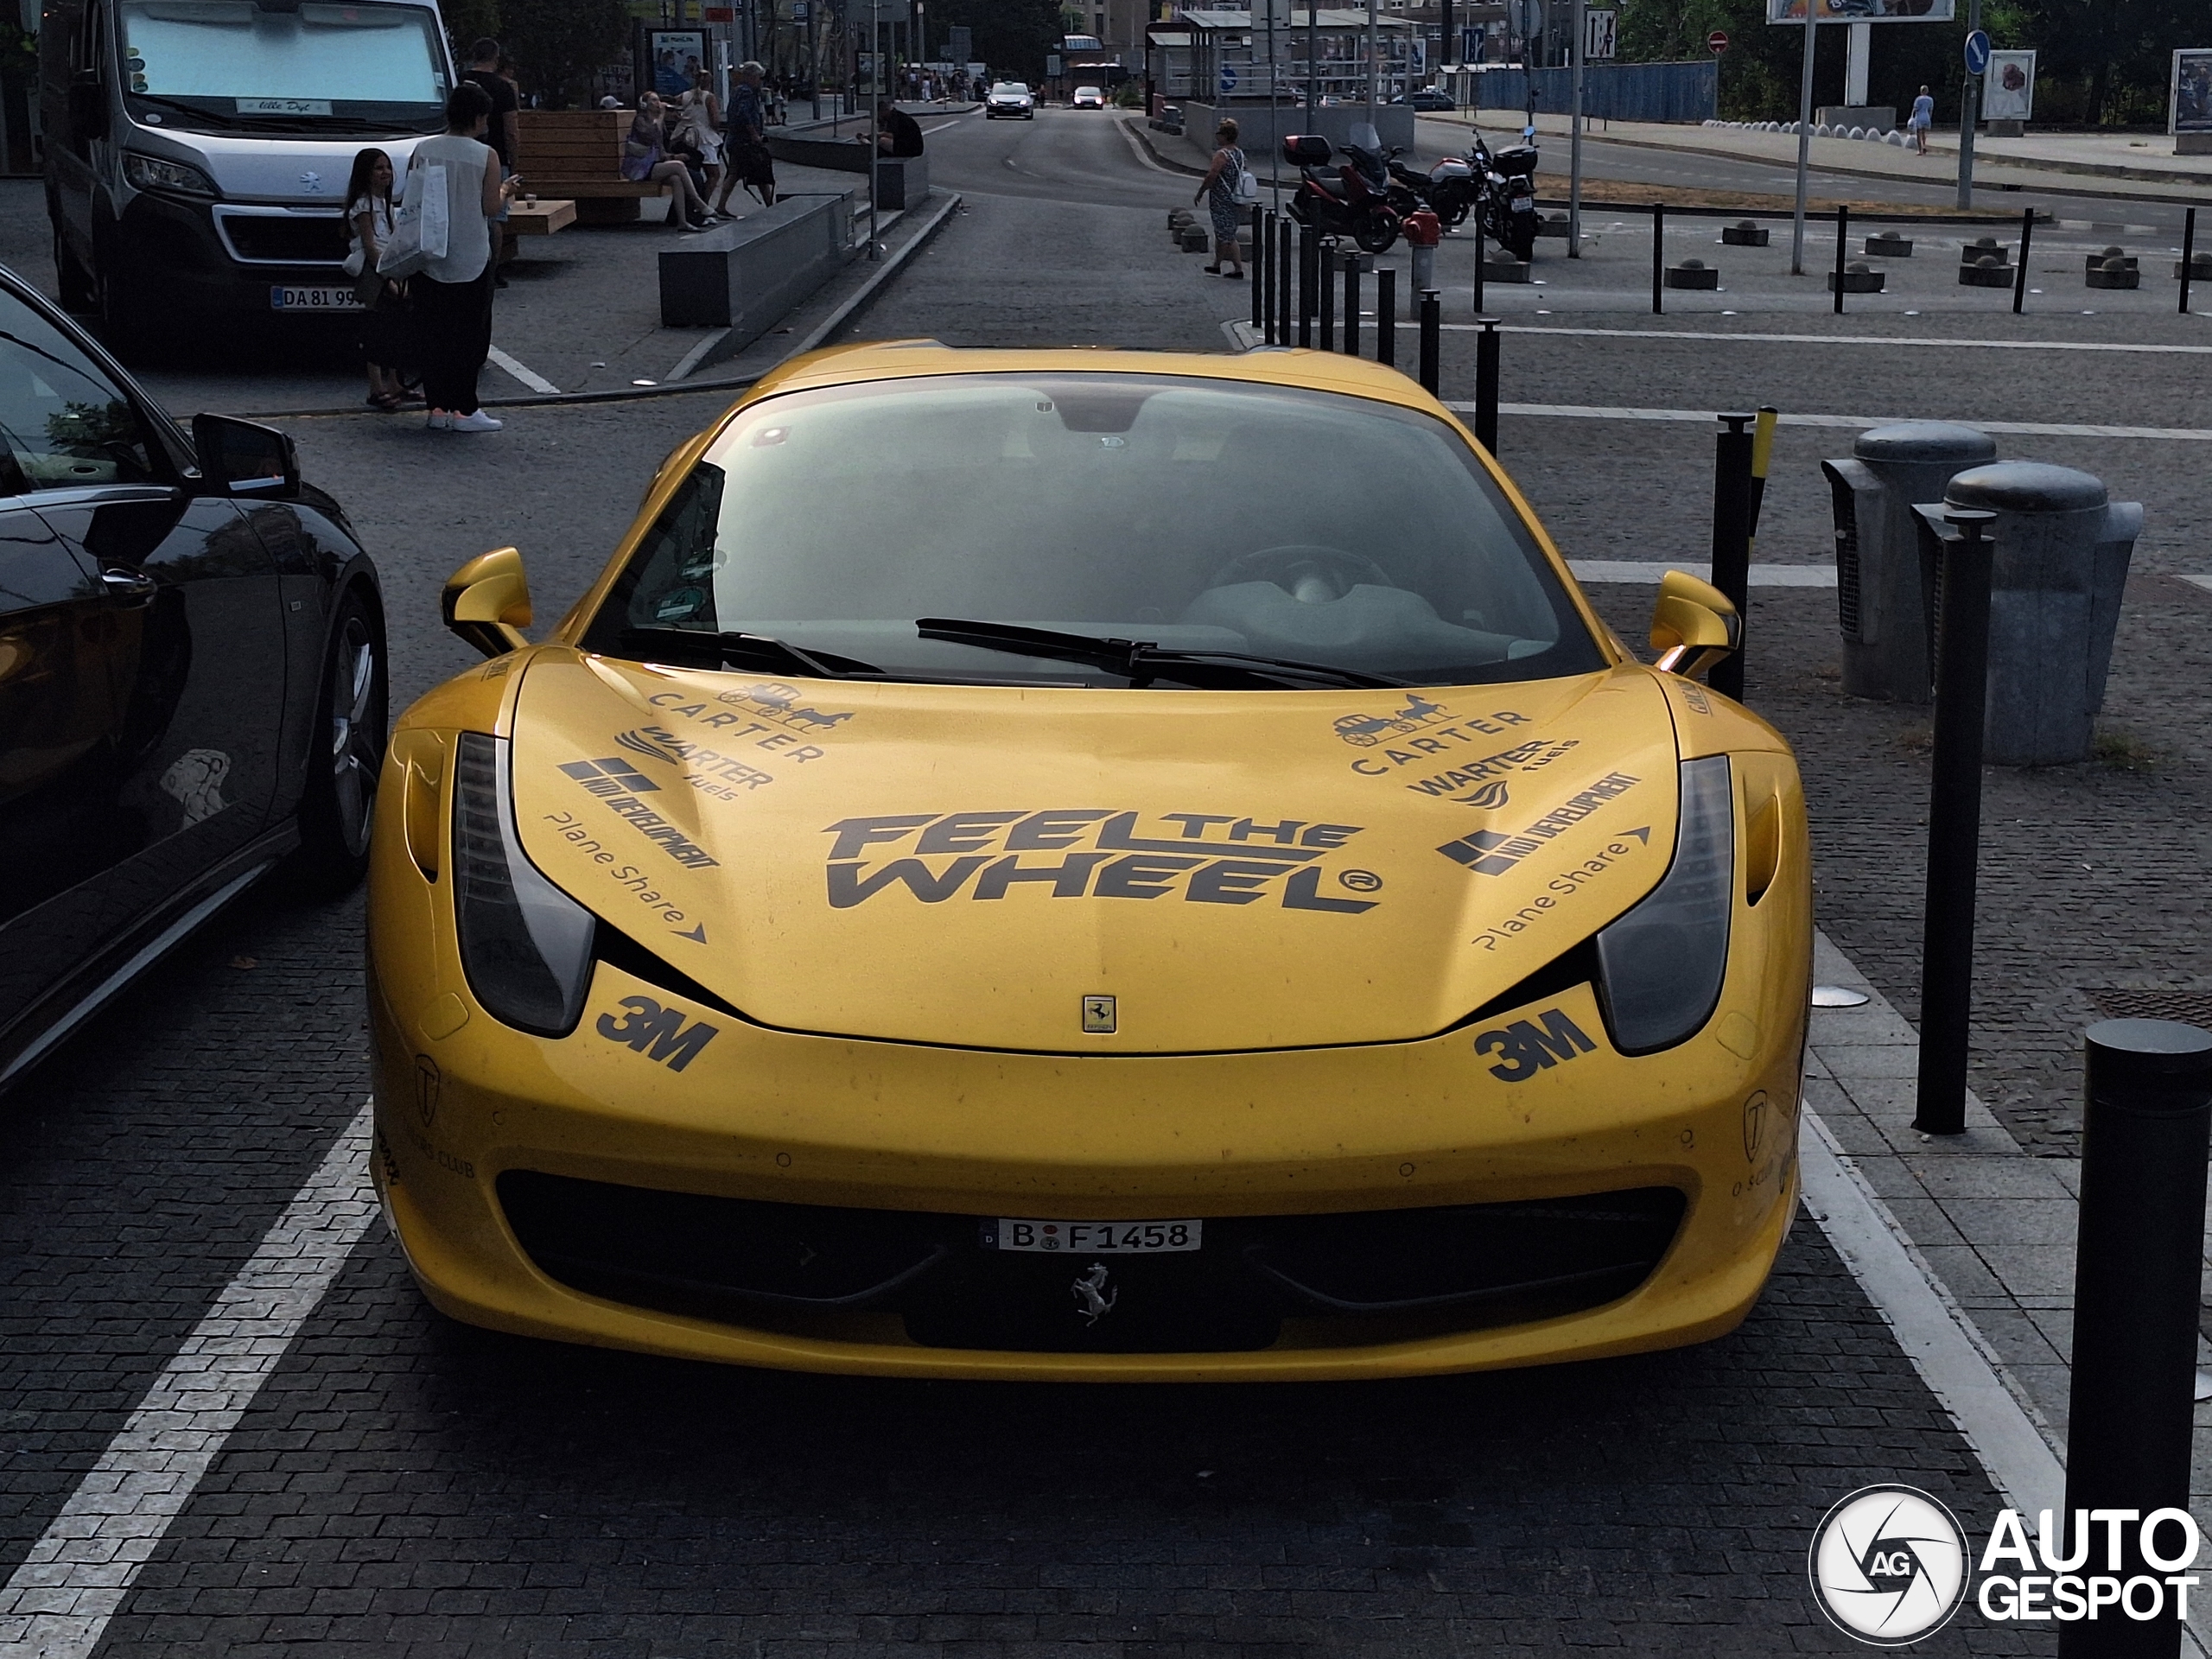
[925, 0, 1062, 81]
[504, 0, 630, 108]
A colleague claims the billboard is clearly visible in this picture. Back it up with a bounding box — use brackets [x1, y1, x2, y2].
[2176, 48, 2212, 136]
[645, 29, 705, 97]
[1983, 49, 2035, 122]
[1767, 0, 1956, 20]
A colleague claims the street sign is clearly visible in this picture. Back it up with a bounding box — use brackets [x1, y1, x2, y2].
[1707, 29, 1729, 54]
[1582, 10, 1616, 62]
[1219, 64, 1238, 95]
[791, 1, 807, 17]
[1963, 29, 1991, 75]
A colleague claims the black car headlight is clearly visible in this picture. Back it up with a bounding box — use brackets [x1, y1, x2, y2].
[452, 732, 594, 1036]
[123, 152, 217, 198]
[1593, 756, 1733, 1055]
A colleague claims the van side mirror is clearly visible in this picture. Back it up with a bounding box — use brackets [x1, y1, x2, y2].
[192, 412, 299, 496]
[67, 70, 106, 143]
[1648, 569, 1740, 681]
[442, 547, 532, 658]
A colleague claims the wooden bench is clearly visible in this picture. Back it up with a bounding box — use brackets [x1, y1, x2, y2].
[515, 109, 677, 224]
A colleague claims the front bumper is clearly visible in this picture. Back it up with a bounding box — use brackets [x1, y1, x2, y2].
[110, 191, 355, 322]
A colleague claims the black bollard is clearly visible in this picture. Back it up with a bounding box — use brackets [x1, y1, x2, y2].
[2183, 207, 2197, 317]
[1279, 217, 1294, 344]
[2012, 207, 2034, 315]
[1343, 252, 1361, 356]
[1833, 204, 1849, 316]
[2057, 1018, 2212, 1659]
[1473, 315, 1500, 454]
[1417, 289, 1440, 395]
[1651, 203, 1665, 316]
[1254, 209, 1270, 337]
[1472, 226, 1484, 315]
[1319, 240, 1336, 351]
[1298, 224, 1317, 346]
[1912, 508, 1995, 1136]
[1706, 413, 1754, 702]
[1376, 267, 1396, 367]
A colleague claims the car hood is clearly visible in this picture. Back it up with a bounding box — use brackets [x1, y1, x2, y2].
[508, 652, 1683, 1052]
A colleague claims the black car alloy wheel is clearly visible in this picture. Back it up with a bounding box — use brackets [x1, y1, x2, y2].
[293, 590, 387, 891]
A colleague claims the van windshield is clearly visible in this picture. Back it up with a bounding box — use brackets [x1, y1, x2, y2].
[118, 0, 447, 132]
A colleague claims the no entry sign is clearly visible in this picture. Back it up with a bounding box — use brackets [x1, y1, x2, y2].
[1707, 29, 1729, 54]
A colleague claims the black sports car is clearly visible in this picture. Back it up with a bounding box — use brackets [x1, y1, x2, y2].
[0, 263, 385, 1088]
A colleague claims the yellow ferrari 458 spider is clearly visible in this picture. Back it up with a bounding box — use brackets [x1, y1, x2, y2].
[368, 344, 1810, 1382]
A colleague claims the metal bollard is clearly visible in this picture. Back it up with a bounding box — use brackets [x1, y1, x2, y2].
[1343, 252, 1361, 356]
[1650, 203, 1665, 316]
[2183, 207, 2198, 316]
[1473, 315, 1500, 454]
[1279, 217, 1294, 344]
[2012, 207, 2034, 315]
[1417, 289, 1440, 395]
[1298, 224, 1317, 347]
[1833, 205, 1849, 316]
[1253, 207, 1268, 335]
[1376, 267, 1396, 367]
[1319, 241, 1336, 351]
[1707, 413, 1755, 702]
[1910, 508, 1995, 1136]
[2058, 1018, 2212, 1659]
[1469, 232, 1482, 315]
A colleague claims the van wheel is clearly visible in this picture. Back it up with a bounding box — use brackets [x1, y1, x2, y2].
[289, 590, 387, 895]
[54, 227, 94, 313]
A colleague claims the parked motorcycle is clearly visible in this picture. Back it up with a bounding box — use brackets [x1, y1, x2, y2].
[1471, 130, 1541, 262]
[1383, 149, 1478, 231]
[1281, 133, 1402, 255]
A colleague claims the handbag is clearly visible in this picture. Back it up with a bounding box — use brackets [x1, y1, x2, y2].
[377, 162, 448, 279]
[621, 137, 663, 183]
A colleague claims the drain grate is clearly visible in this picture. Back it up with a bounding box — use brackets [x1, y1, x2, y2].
[2086, 988, 2212, 1029]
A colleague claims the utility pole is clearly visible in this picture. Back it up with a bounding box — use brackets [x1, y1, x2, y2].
[1955, 0, 1981, 208]
[1568, 0, 1584, 256]
[1789, 0, 1817, 276]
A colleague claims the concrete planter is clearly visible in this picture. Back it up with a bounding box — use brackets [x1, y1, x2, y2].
[1721, 220, 1769, 247]
[1663, 257, 1719, 289]
[1960, 257, 2012, 288]
[1864, 232, 1912, 257]
[658, 190, 855, 346]
[1829, 262, 1885, 293]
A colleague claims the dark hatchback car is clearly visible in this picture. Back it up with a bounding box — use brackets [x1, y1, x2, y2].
[0, 264, 385, 1089]
[1395, 88, 1458, 111]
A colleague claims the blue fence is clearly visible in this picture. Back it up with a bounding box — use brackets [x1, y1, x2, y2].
[1471, 61, 1717, 125]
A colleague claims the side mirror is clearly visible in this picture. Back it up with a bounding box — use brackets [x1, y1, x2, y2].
[67, 70, 106, 143]
[442, 547, 532, 658]
[192, 412, 299, 496]
[1648, 569, 1740, 681]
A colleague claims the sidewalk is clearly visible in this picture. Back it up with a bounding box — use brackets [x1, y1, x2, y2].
[1442, 108, 2212, 201]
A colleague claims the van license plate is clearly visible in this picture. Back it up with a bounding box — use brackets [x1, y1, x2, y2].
[982, 1219, 1202, 1253]
[270, 285, 361, 311]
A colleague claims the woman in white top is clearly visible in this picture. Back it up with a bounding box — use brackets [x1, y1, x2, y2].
[345, 148, 410, 410]
[680, 74, 725, 211]
[409, 81, 516, 433]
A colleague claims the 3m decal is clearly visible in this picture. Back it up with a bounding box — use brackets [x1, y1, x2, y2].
[1468, 830, 1652, 952]
[596, 995, 719, 1071]
[613, 725, 775, 798]
[1436, 772, 1641, 876]
[1389, 736, 1583, 803]
[558, 760, 720, 869]
[820, 810, 1377, 913]
[1474, 1007, 1597, 1080]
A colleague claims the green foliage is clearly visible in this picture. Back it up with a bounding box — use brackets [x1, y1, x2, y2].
[504, 0, 629, 108]
[443, 0, 502, 60]
[929, 0, 1063, 81]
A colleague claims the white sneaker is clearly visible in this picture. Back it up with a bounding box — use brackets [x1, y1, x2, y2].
[424, 410, 451, 431]
[449, 410, 503, 433]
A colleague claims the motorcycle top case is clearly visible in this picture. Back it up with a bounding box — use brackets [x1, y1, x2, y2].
[1491, 145, 1541, 178]
[1281, 133, 1332, 165]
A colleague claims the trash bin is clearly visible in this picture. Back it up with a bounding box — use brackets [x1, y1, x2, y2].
[1910, 462, 2143, 766]
[1820, 423, 1999, 702]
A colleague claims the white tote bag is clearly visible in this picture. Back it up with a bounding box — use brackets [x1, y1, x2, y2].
[377, 161, 449, 279]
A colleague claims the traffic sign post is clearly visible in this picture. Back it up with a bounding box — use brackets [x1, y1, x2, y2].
[1956, 1, 1983, 208]
[1707, 29, 1728, 54]
[1583, 9, 1615, 61]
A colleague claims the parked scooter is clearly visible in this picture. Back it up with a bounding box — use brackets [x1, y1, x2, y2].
[1281, 133, 1402, 255]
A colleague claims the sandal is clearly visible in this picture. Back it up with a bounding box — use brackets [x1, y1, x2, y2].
[366, 391, 403, 410]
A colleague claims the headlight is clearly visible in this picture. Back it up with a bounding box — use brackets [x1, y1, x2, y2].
[1593, 756, 1733, 1055]
[452, 732, 594, 1036]
[122, 152, 216, 197]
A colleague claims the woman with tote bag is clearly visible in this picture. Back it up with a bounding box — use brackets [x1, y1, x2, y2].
[387, 82, 515, 432]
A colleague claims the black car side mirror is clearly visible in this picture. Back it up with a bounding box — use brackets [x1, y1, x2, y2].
[192, 413, 300, 497]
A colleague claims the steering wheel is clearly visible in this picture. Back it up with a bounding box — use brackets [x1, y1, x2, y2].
[1208, 544, 1395, 604]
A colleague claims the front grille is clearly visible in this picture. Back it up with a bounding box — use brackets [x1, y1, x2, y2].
[215, 211, 348, 265]
[499, 1171, 1687, 1355]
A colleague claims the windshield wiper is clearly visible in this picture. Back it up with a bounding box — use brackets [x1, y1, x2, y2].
[127, 92, 242, 128]
[617, 626, 880, 678]
[915, 619, 1404, 690]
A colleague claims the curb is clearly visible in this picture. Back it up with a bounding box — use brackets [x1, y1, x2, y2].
[232, 190, 964, 422]
[1124, 115, 1208, 177]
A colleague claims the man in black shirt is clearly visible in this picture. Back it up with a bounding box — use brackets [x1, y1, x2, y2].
[875, 99, 925, 157]
[462, 39, 520, 283]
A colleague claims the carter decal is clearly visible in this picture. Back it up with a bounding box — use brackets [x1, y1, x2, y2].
[1436, 772, 1641, 875]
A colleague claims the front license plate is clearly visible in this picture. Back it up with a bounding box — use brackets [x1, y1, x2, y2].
[982, 1218, 1202, 1254]
[270, 284, 362, 311]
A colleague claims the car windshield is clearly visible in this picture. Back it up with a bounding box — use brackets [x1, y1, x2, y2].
[992, 83, 1028, 95]
[581, 372, 1605, 688]
[118, 0, 448, 133]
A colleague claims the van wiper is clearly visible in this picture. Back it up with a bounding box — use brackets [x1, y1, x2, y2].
[915, 619, 1404, 689]
[127, 92, 242, 128]
[617, 626, 880, 678]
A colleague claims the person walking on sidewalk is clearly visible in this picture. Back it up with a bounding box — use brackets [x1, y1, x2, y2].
[411, 81, 518, 434]
[717, 63, 777, 213]
[1195, 119, 1247, 279]
[461, 39, 519, 286]
[1910, 85, 1935, 155]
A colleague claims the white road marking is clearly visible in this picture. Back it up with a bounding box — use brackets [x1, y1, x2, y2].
[487, 346, 559, 395]
[1436, 322, 2212, 357]
[1568, 558, 1835, 587]
[0, 1101, 378, 1659]
[2180, 574, 2212, 594]
[1444, 399, 2212, 442]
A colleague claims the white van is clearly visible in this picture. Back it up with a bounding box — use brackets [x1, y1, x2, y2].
[41, 0, 456, 345]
